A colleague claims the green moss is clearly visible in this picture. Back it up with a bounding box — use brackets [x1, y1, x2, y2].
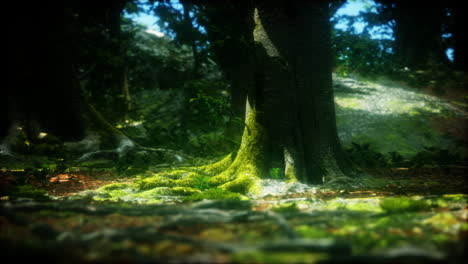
[208, 108, 264, 195]
[207, 171, 233, 187]
[220, 173, 261, 195]
[335, 97, 365, 110]
[160, 170, 194, 179]
[341, 198, 382, 212]
[197, 154, 235, 176]
[284, 163, 299, 181]
[10, 185, 48, 200]
[107, 189, 129, 198]
[171, 187, 201, 196]
[441, 194, 467, 202]
[135, 176, 176, 190]
[98, 182, 130, 191]
[174, 173, 207, 187]
[184, 188, 246, 201]
[320, 198, 382, 212]
[232, 251, 328, 264]
[295, 225, 330, 239]
[271, 202, 301, 213]
[423, 212, 458, 229]
[128, 188, 172, 200]
[380, 197, 431, 213]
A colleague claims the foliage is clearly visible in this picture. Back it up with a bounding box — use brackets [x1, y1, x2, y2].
[346, 142, 390, 168]
[271, 202, 301, 213]
[269, 168, 284, 179]
[192, 175, 211, 190]
[409, 146, 464, 168]
[346, 142, 465, 169]
[331, 28, 395, 77]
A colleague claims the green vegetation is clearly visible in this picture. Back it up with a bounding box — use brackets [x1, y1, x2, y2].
[232, 252, 328, 264]
[184, 188, 246, 201]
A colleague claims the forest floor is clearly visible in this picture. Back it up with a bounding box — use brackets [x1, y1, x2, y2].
[0, 168, 467, 263]
[1, 75, 467, 263]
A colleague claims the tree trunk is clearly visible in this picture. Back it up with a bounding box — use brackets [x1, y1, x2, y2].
[190, 0, 353, 193]
[254, 0, 352, 184]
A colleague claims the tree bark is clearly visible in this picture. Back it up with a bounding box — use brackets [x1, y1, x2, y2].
[254, 0, 352, 184]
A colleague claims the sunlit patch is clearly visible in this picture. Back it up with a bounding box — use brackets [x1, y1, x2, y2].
[335, 97, 367, 110]
[145, 29, 164, 37]
[334, 77, 448, 116]
[38, 132, 48, 139]
[49, 174, 75, 183]
[333, 75, 465, 156]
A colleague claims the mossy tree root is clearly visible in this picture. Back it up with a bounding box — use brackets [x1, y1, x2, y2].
[136, 109, 265, 195]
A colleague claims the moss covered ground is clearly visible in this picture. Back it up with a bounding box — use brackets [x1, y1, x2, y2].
[1, 170, 467, 263]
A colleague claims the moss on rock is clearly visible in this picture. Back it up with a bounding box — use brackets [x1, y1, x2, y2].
[135, 176, 176, 190]
[184, 188, 247, 201]
[171, 187, 201, 196]
[98, 182, 131, 191]
[129, 188, 172, 200]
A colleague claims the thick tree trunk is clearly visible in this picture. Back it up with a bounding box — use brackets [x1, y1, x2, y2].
[294, 1, 353, 183]
[254, 0, 352, 184]
[252, 2, 304, 181]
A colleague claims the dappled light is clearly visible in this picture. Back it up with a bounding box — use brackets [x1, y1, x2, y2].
[3, 0, 467, 263]
[334, 75, 466, 157]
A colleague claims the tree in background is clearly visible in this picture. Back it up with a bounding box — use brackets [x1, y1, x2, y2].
[6, 2, 87, 147]
[5, 0, 134, 155]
